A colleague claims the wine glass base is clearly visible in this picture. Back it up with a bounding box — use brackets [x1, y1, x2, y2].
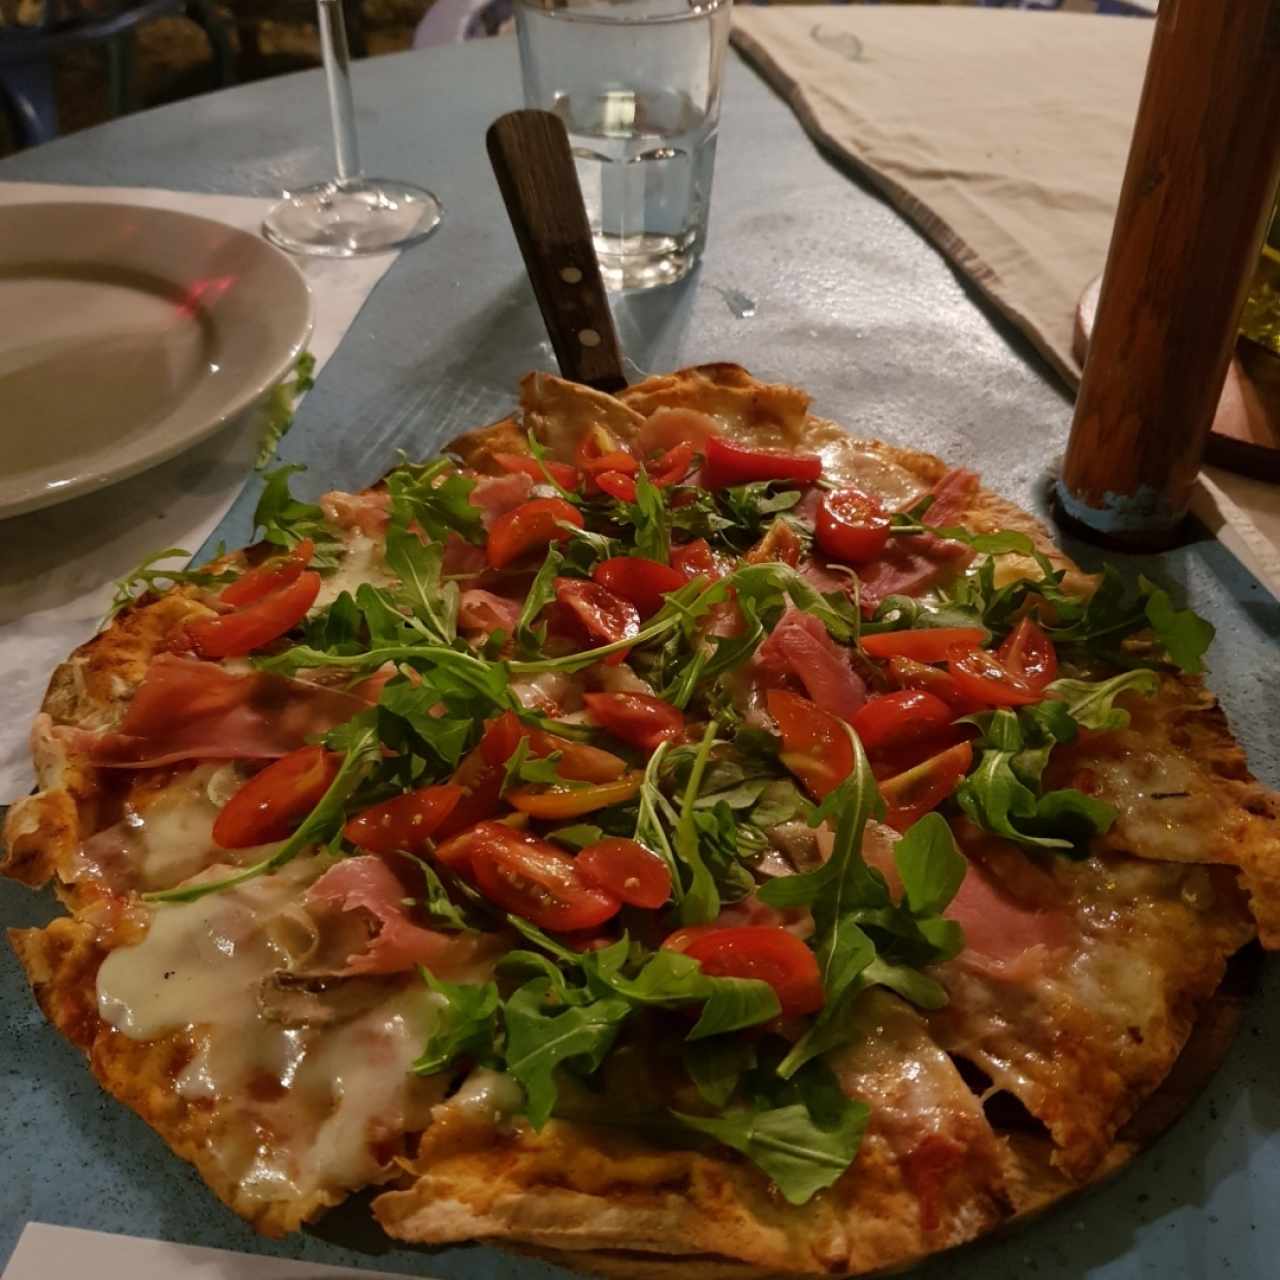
[263, 179, 443, 257]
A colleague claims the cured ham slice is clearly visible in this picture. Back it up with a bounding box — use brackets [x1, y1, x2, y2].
[468, 473, 532, 527]
[858, 470, 979, 610]
[756, 607, 866, 721]
[85, 655, 368, 768]
[321, 489, 391, 537]
[307, 855, 497, 977]
[458, 589, 522, 638]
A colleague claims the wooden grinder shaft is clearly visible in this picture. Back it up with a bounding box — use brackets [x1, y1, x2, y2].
[1058, 0, 1280, 548]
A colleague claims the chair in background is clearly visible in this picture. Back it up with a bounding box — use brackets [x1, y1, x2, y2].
[0, 0, 235, 149]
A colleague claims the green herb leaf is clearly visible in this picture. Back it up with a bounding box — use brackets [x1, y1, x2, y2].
[255, 351, 316, 468]
[546, 823, 605, 851]
[515, 545, 564, 657]
[683, 1039, 757, 1110]
[892, 813, 967, 917]
[1044, 669, 1160, 733]
[1141, 578, 1215, 674]
[385, 456, 486, 546]
[252, 464, 343, 570]
[413, 971, 500, 1075]
[384, 523, 459, 646]
[106, 548, 237, 619]
[674, 721, 723, 925]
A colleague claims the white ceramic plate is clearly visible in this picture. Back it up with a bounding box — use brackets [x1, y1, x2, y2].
[0, 202, 312, 519]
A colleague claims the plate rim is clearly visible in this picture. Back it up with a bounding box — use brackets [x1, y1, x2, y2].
[0, 200, 314, 521]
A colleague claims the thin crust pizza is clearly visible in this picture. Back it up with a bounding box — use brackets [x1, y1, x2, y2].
[4, 364, 1277, 1276]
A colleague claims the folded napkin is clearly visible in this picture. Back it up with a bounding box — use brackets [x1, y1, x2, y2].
[0, 182, 397, 802]
[732, 6, 1280, 598]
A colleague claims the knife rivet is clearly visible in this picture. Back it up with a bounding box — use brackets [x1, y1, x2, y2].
[560, 266, 583, 284]
[578, 328, 601, 347]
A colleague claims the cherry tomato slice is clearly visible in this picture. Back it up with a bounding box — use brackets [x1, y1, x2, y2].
[575, 425, 639, 478]
[683, 926, 824, 1018]
[212, 744, 341, 849]
[493, 451, 581, 492]
[486, 498, 583, 570]
[670, 538, 724, 581]
[582, 691, 685, 752]
[815, 489, 892, 565]
[595, 471, 638, 503]
[220, 539, 315, 607]
[767, 688, 853, 800]
[947, 645, 1040, 707]
[468, 821, 621, 931]
[343, 783, 463, 855]
[478, 710, 627, 782]
[507, 771, 643, 819]
[886, 656, 983, 713]
[593, 556, 687, 618]
[577, 837, 672, 909]
[996, 617, 1058, 691]
[851, 690, 954, 754]
[554, 577, 640, 664]
[646, 441, 695, 487]
[859, 627, 988, 665]
[878, 741, 973, 832]
[700, 435, 822, 490]
[188, 570, 321, 659]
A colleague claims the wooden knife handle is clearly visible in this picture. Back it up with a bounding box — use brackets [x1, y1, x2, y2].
[487, 109, 627, 393]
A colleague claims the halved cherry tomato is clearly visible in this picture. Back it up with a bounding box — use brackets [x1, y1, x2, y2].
[467, 821, 621, 931]
[343, 783, 463, 855]
[878, 741, 973, 831]
[478, 710, 627, 782]
[661, 924, 720, 954]
[886, 656, 983, 713]
[767, 688, 853, 799]
[576, 425, 639, 478]
[221, 539, 315, 607]
[683, 926, 824, 1018]
[493, 451, 581, 492]
[433, 821, 487, 872]
[212, 744, 341, 849]
[577, 837, 672, 909]
[851, 690, 954, 754]
[486, 498, 583, 570]
[555, 578, 639, 664]
[859, 627, 988, 665]
[996, 617, 1058, 691]
[582, 691, 685, 751]
[671, 538, 724, 581]
[595, 471, 637, 503]
[646, 441, 695, 487]
[188, 570, 321, 659]
[947, 645, 1040, 707]
[815, 489, 891, 565]
[593, 556, 687, 617]
[700, 435, 822, 490]
[507, 771, 643, 819]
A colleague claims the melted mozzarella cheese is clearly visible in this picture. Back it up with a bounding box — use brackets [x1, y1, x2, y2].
[97, 857, 445, 1201]
[1092, 751, 1223, 862]
[313, 532, 395, 611]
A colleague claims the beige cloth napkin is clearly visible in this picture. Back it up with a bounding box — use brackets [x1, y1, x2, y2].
[732, 5, 1280, 597]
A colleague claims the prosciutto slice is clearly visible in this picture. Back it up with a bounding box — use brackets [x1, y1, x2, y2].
[458, 589, 523, 638]
[307, 856, 495, 976]
[755, 607, 866, 721]
[858, 469, 980, 609]
[469, 473, 533, 527]
[85, 654, 369, 768]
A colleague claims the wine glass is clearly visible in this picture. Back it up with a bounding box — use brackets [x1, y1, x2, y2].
[263, 0, 442, 257]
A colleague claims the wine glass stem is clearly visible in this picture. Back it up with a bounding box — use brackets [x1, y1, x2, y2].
[318, 0, 362, 187]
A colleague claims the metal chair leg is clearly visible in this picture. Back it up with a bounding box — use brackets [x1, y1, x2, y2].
[0, 59, 59, 147]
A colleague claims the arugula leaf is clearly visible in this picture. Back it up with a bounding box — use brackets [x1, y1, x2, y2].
[526, 430, 580, 503]
[674, 722, 723, 925]
[106, 548, 237, 619]
[629, 470, 670, 563]
[385, 456, 486, 546]
[1141, 578, 1215, 674]
[750, 778, 815, 830]
[377, 678, 474, 770]
[635, 741, 682, 905]
[255, 351, 316, 467]
[413, 972, 500, 1075]
[515, 545, 563, 657]
[546, 823, 605, 851]
[252, 464, 343, 570]
[384, 523, 459, 646]
[1044, 668, 1160, 733]
[399, 853, 477, 931]
[673, 1062, 868, 1205]
[503, 978, 631, 1128]
[500, 740, 587, 795]
[144, 716, 381, 903]
[303, 589, 362, 651]
[892, 812, 967, 917]
[683, 1039, 757, 1109]
[690, 802, 758, 903]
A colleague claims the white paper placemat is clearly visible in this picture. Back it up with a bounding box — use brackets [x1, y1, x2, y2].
[0, 182, 396, 802]
[3, 1223, 426, 1280]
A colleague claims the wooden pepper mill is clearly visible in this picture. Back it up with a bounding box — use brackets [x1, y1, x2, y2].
[1057, 0, 1280, 549]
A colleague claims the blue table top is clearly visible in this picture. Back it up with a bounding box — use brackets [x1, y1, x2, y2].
[2, 31, 1277, 1280]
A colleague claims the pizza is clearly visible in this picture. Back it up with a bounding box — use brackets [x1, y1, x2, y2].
[4, 363, 1277, 1277]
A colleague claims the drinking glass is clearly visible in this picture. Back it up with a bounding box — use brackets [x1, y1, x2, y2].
[515, 0, 732, 290]
[263, 0, 442, 257]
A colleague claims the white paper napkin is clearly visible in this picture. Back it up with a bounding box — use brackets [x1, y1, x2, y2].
[0, 181, 397, 802]
[3, 1223, 427, 1280]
